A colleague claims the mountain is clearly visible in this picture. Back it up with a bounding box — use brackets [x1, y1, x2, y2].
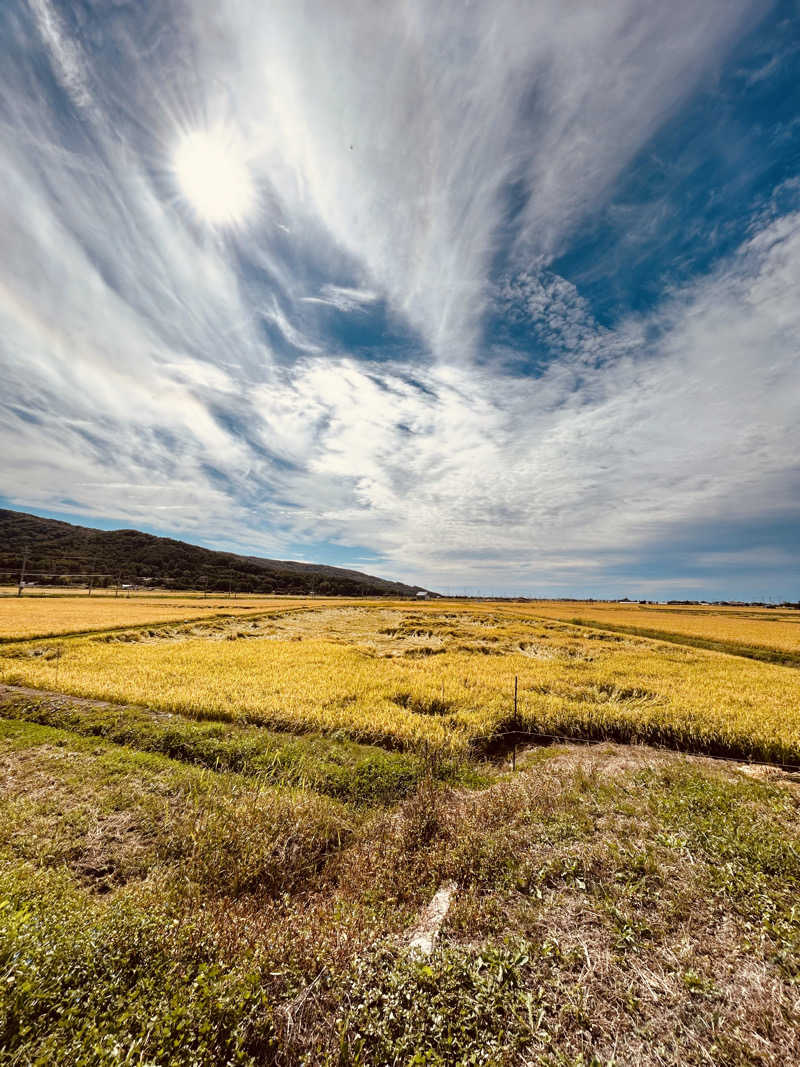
[0, 509, 429, 597]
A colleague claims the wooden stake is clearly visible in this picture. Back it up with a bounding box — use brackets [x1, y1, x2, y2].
[512, 675, 518, 770]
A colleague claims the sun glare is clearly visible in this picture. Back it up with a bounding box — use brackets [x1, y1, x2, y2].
[173, 125, 256, 226]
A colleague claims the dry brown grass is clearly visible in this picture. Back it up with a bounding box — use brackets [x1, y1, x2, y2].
[0, 722, 356, 896]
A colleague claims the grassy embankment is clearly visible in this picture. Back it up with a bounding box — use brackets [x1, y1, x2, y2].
[2, 718, 799, 1064]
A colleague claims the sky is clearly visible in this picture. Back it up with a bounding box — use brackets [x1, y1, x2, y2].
[1, 0, 799, 599]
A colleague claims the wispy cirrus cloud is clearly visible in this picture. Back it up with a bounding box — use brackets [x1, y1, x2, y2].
[200, 0, 760, 360]
[1, 0, 798, 596]
[270, 208, 800, 592]
[300, 286, 379, 314]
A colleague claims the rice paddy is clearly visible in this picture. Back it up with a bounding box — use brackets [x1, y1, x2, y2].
[1, 600, 799, 763]
[2, 595, 799, 1063]
[530, 599, 800, 660]
[0, 593, 317, 639]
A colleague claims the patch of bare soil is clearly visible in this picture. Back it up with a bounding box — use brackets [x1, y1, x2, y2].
[514, 741, 678, 778]
[71, 809, 154, 892]
[512, 739, 800, 789]
[0, 739, 165, 891]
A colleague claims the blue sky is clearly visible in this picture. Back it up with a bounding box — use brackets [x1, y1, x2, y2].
[1, 0, 799, 599]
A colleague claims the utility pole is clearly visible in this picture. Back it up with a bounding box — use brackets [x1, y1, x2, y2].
[17, 549, 28, 597]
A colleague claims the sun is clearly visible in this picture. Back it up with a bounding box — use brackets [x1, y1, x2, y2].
[173, 125, 256, 226]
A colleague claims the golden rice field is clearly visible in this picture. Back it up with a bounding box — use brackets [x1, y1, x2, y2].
[0, 593, 321, 639]
[1, 601, 799, 764]
[530, 599, 800, 656]
[0, 586, 304, 599]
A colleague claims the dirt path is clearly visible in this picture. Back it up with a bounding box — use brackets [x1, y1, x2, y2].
[513, 738, 800, 790]
[0, 681, 135, 711]
[0, 682, 179, 724]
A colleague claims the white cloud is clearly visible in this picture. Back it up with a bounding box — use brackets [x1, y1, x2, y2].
[300, 285, 379, 313]
[1, 0, 797, 595]
[239, 209, 800, 589]
[3, 198, 799, 590]
[258, 297, 322, 354]
[28, 0, 95, 115]
[194, 0, 759, 359]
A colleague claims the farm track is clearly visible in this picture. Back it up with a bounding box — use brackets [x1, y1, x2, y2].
[0, 681, 140, 714]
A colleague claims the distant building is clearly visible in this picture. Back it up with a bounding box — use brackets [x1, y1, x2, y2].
[416, 591, 430, 599]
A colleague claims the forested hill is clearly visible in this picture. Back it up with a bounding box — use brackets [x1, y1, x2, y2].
[0, 509, 428, 597]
